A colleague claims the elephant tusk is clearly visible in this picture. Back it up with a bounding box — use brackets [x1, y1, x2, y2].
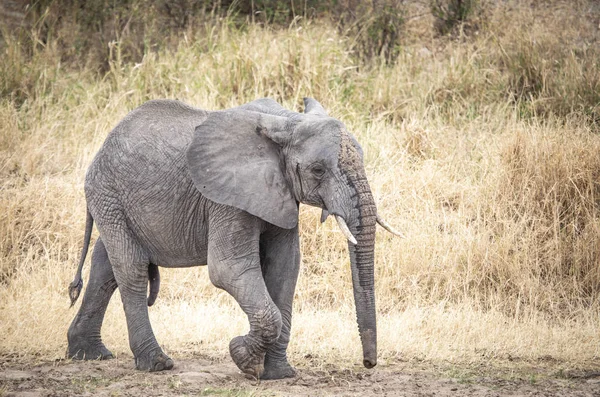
[335, 215, 358, 245]
[320, 209, 329, 223]
[376, 214, 405, 238]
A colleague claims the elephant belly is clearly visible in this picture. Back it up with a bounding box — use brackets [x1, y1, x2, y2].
[126, 186, 211, 268]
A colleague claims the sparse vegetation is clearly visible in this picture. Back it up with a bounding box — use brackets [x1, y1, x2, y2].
[1, 0, 600, 374]
[334, 0, 406, 64]
[430, 0, 483, 36]
[199, 387, 269, 396]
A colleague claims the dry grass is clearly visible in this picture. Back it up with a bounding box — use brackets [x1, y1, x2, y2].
[1, 1, 600, 371]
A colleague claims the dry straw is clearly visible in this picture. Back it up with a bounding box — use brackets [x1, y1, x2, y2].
[1, 0, 599, 368]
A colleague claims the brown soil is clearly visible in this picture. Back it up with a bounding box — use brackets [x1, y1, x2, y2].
[1, 355, 599, 397]
[0, 356, 600, 397]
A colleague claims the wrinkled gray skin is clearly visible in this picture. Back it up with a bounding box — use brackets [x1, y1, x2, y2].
[67, 98, 378, 380]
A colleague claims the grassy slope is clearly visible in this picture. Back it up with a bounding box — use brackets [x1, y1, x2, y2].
[1, 1, 599, 369]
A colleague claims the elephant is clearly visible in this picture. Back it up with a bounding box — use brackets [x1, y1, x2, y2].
[66, 97, 401, 380]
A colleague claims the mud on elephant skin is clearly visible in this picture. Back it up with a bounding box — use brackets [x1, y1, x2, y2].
[66, 97, 401, 379]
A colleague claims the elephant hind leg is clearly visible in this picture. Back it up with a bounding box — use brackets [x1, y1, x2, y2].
[67, 238, 117, 360]
[101, 226, 173, 372]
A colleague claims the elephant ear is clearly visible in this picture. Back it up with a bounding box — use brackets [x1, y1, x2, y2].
[186, 110, 298, 229]
[238, 98, 299, 119]
[303, 97, 328, 116]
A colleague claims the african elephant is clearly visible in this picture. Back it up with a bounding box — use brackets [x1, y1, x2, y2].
[66, 97, 400, 380]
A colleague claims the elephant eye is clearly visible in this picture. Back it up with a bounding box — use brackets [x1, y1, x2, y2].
[311, 164, 326, 178]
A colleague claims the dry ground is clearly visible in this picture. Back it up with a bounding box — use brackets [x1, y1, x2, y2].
[3, 1, 600, 396]
[2, 355, 600, 397]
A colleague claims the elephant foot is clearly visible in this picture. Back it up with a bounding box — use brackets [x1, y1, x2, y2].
[229, 335, 265, 379]
[262, 358, 296, 380]
[67, 340, 114, 361]
[135, 350, 174, 372]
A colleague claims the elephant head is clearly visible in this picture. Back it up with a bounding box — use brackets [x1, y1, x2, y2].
[186, 98, 400, 369]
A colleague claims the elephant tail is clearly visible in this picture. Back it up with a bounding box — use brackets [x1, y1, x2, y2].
[147, 263, 160, 306]
[68, 208, 94, 307]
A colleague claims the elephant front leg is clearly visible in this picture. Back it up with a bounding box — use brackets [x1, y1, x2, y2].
[207, 215, 282, 379]
[227, 293, 282, 379]
[259, 225, 300, 380]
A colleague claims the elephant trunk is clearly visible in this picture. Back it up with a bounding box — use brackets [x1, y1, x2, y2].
[347, 176, 377, 369]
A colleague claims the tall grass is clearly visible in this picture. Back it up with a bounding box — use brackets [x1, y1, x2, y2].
[1, 1, 600, 367]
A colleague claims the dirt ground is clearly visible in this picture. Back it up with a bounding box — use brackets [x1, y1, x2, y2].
[1, 354, 600, 397]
